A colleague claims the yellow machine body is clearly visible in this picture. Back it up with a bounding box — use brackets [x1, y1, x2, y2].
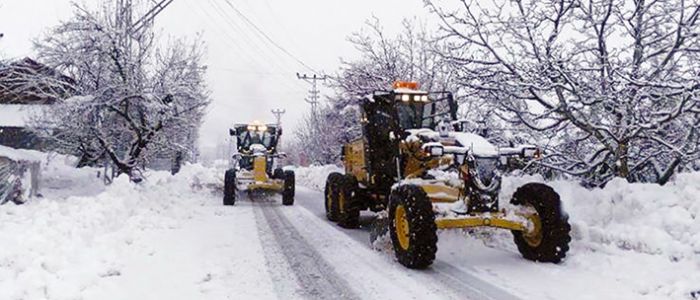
[343, 138, 369, 184]
[341, 137, 533, 234]
[239, 156, 284, 192]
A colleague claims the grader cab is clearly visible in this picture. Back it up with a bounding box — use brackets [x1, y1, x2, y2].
[324, 81, 571, 269]
[223, 121, 295, 206]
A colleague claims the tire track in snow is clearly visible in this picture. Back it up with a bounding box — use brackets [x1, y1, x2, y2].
[252, 198, 360, 300]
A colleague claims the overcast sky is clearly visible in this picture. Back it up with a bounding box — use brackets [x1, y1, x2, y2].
[0, 0, 432, 152]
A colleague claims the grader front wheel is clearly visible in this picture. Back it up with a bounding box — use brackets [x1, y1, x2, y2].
[511, 183, 571, 263]
[223, 169, 237, 206]
[282, 170, 295, 206]
[388, 184, 437, 269]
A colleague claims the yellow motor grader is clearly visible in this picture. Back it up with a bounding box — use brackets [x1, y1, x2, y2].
[324, 82, 571, 269]
[223, 121, 294, 206]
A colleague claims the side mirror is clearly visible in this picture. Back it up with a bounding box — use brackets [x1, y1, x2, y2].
[277, 152, 288, 158]
[232, 153, 242, 160]
[229, 129, 235, 136]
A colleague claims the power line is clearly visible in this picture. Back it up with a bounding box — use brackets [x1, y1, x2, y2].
[187, 1, 306, 93]
[131, 0, 175, 34]
[205, 0, 301, 80]
[221, 0, 319, 74]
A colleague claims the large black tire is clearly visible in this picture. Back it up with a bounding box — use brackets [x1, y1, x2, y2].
[388, 184, 438, 269]
[337, 174, 360, 229]
[282, 170, 295, 206]
[324, 172, 343, 222]
[223, 169, 237, 206]
[510, 183, 571, 263]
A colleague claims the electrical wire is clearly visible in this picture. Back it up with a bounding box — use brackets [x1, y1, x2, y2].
[205, 0, 302, 82]
[186, 0, 307, 93]
[220, 0, 319, 74]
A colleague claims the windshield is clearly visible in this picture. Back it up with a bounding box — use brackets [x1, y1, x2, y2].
[238, 130, 276, 150]
[396, 98, 452, 130]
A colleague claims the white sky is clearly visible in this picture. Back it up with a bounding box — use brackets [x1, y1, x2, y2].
[0, 0, 431, 152]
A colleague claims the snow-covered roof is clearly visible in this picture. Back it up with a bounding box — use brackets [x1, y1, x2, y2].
[0, 144, 45, 162]
[0, 105, 43, 127]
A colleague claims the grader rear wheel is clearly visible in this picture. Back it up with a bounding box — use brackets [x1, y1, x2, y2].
[388, 184, 437, 269]
[324, 173, 343, 222]
[337, 175, 360, 229]
[511, 183, 571, 263]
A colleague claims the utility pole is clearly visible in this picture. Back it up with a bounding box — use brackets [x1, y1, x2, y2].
[297, 73, 326, 160]
[271, 109, 285, 127]
[296, 73, 328, 115]
[131, 0, 175, 34]
[271, 109, 285, 151]
[116, 0, 174, 35]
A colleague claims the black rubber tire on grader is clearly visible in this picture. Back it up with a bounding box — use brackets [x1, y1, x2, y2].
[324, 172, 343, 222]
[388, 184, 438, 269]
[223, 169, 237, 206]
[510, 183, 571, 263]
[282, 170, 295, 206]
[337, 174, 360, 229]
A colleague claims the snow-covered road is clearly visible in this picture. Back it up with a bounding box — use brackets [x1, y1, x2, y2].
[1, 163, 696, 299]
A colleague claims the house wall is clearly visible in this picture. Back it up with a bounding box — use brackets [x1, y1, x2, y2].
[0, 127, 42, 150]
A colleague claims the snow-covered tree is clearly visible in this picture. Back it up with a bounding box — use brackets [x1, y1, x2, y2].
[27, 1, 209, 178]
[294, 18, 490, 164]
[427, 0, 700, 185]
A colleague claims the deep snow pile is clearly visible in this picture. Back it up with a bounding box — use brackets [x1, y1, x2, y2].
[292, 164, 343, 192]
[295, 165, 700, 299]
[0, 161, 277, 299]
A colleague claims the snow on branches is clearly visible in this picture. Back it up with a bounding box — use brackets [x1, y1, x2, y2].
[26, 1, 209, 178]
[426, 0, 700, 185]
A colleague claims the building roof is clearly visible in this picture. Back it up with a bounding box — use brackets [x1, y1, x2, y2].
[0, 57, 75, 105]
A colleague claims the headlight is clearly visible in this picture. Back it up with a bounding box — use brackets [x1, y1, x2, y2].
[421, 95, 429, 102]
[401, 94, 410, 102]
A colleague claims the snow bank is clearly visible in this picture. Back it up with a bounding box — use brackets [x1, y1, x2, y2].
[0, 162, 273, 299]
[292, 164, 344, 192]
[0, 144, 46, 162]
[500, 174, 700, 262]
[500, 174, 700, 299]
